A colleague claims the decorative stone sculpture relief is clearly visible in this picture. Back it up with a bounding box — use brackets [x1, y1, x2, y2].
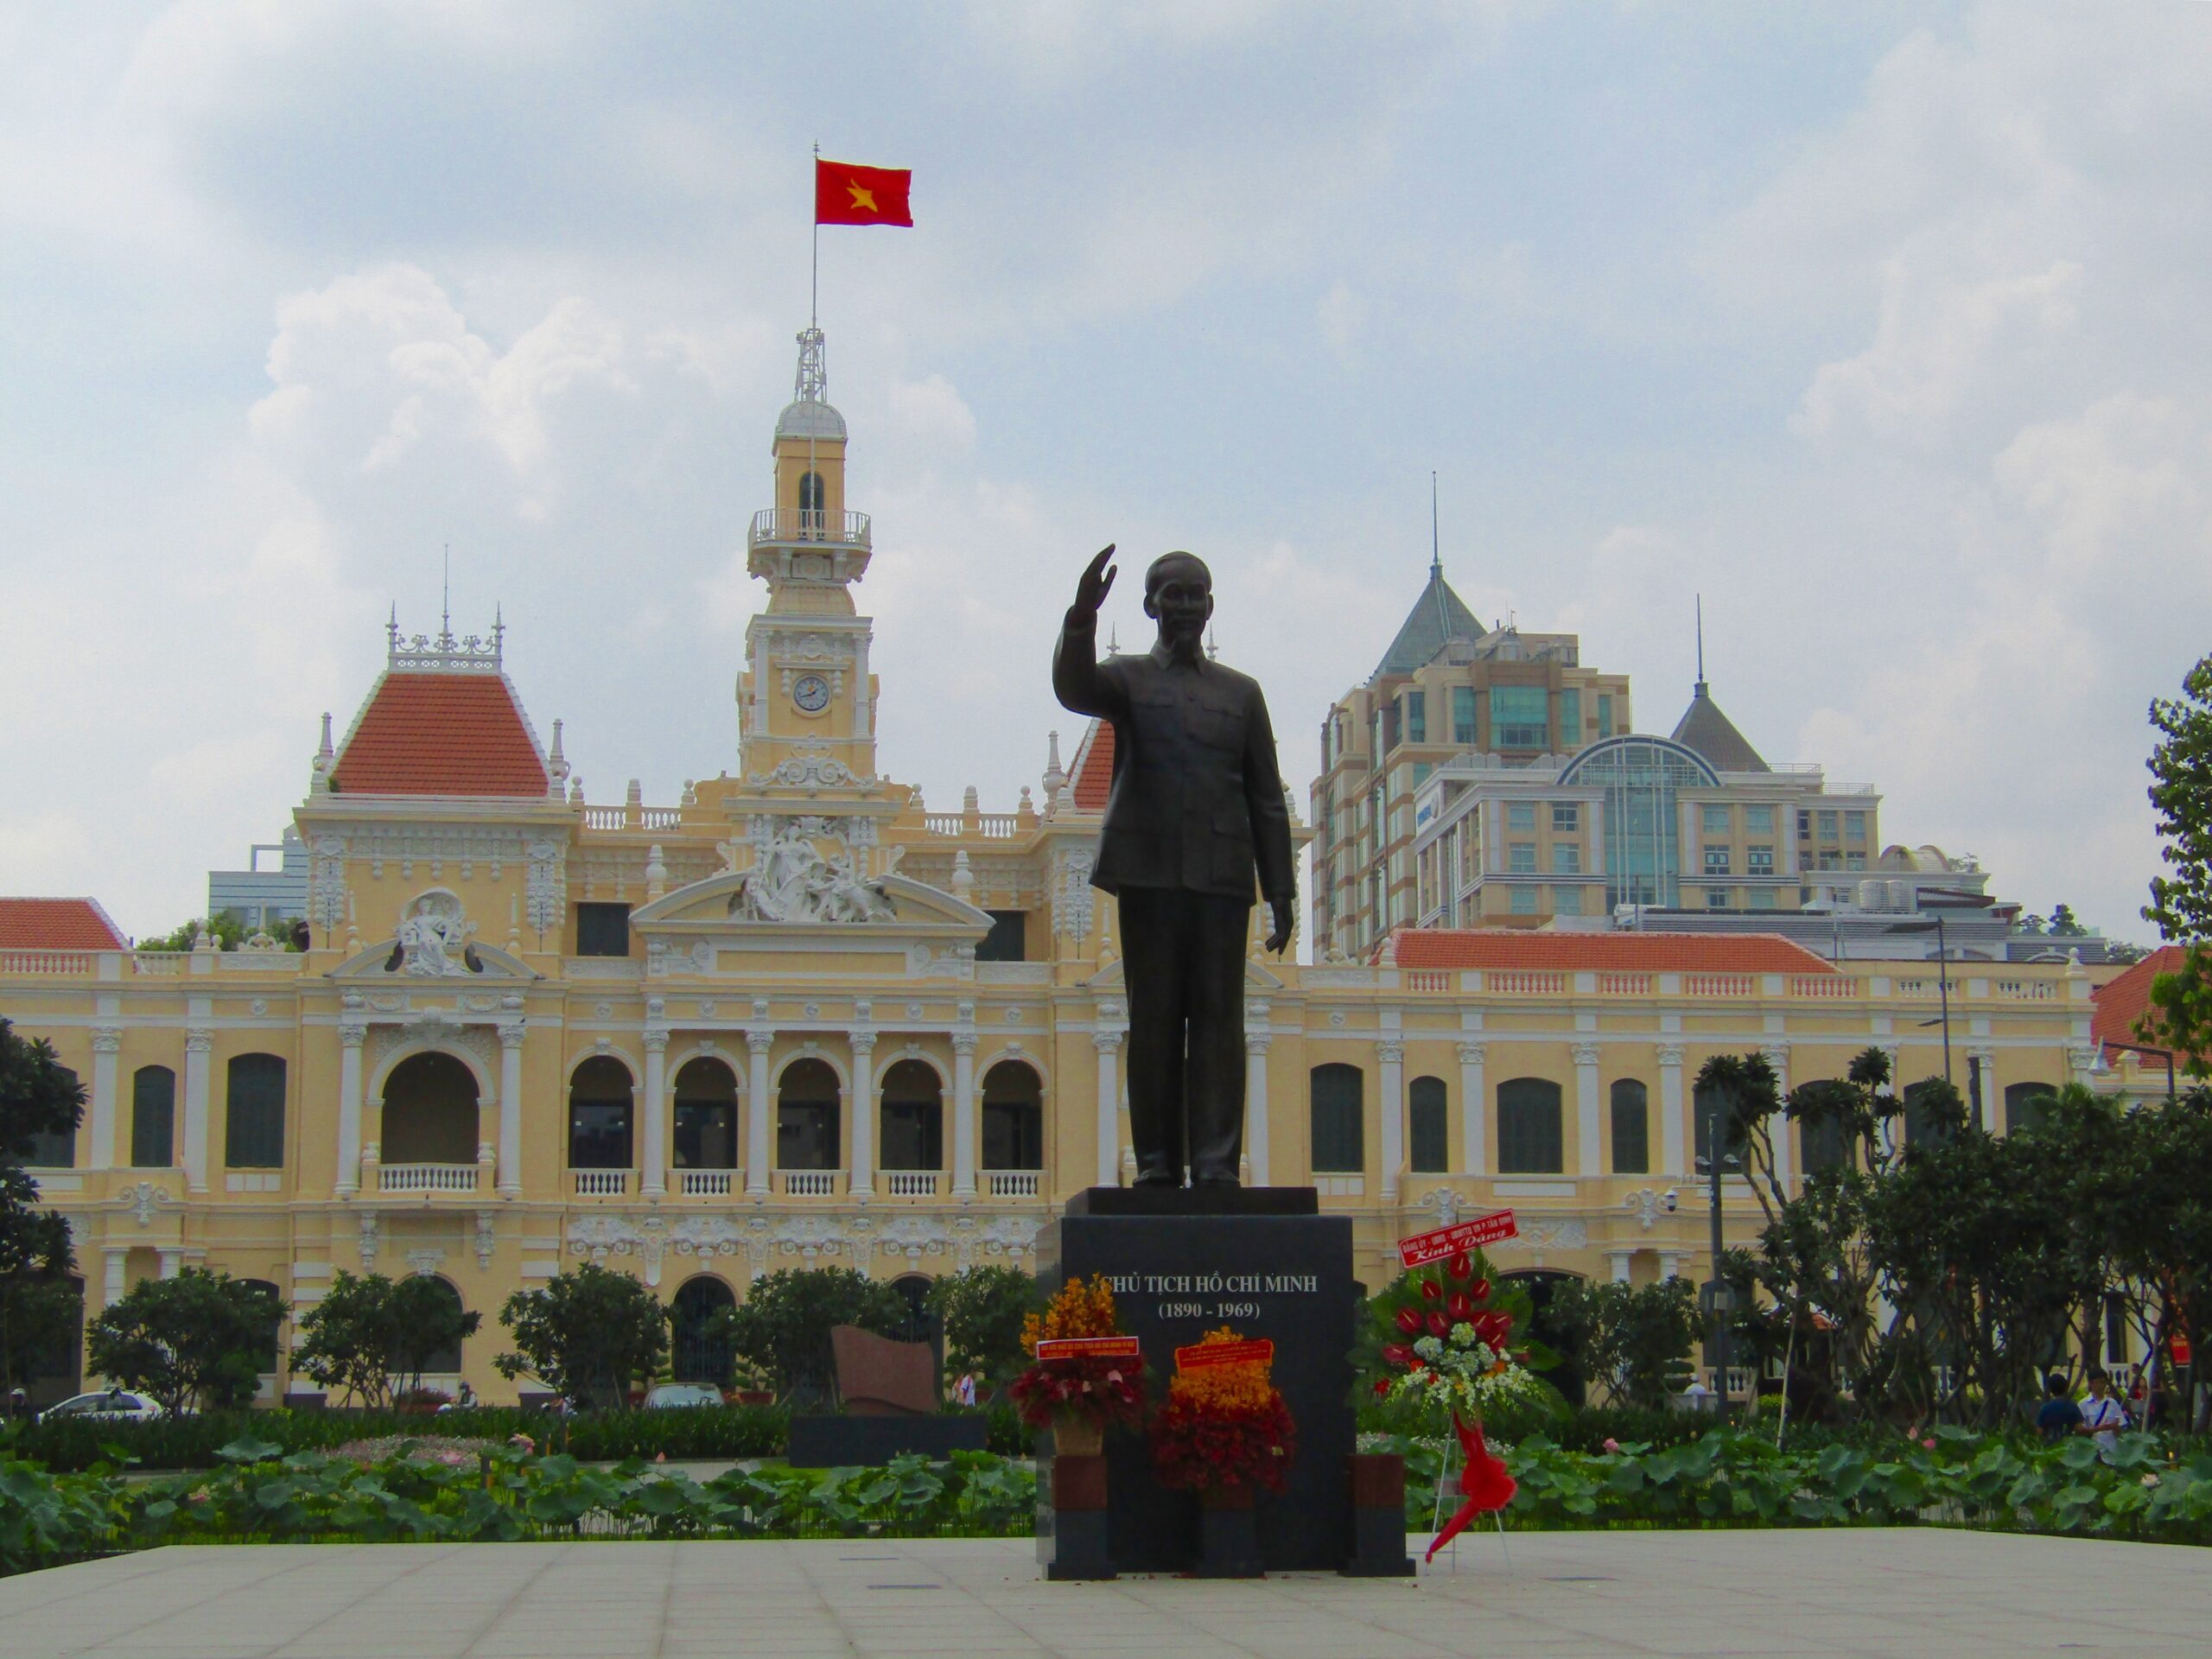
[396, 890, 478, 976]
[730, 820, 896, 924]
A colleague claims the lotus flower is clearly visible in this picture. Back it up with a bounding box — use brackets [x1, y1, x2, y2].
[1419, 1278, 1444, 1301]
[1427, 1310, 1452, 1339]
[1395, 1306, 1424, 1336]
[1446, 1292, 1476, 1323]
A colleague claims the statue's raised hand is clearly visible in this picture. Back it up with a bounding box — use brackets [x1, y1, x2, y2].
[1073, 543, 1116, 616]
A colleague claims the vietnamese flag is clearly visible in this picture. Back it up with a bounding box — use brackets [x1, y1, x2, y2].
[816, 159, 912, 226]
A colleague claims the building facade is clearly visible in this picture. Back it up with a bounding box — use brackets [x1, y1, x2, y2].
[0, 329, 2105, 1405]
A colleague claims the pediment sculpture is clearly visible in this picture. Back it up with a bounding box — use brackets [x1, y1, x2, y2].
[392, 889, 482, 976]
[730, 822, 897, 925]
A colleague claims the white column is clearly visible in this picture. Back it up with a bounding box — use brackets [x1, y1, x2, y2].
[849, 1031, 876, 1198]
[1244, 1027, 1272, 1187]
[745, 1028, 773, 1196]
[1093, 1029, 1122, 1188]
[1967, 1047, 1998, 1134]
[337, 1020, 367, 1198]
[1657, 1042, 1686, 1179]
[88, 1027, 121, 1168]
[158, 1248, 183, 1280]
[951, 1032, 978, 1198]
[1573, 1039, 1603, 1178]
[1761, 1043, 1792, 1186]
[1377, 1039, 1404, 1205]
[1457, 1041, 1486, 1175]
[102, 1248, 127, 1311]
[181, 1027, 213, 1194]
[497, 1023, 524, 1198]
[1606, 1250, 1633, 1283]
[641, 1029, 669, 1197]
[854, 634, 873, 741]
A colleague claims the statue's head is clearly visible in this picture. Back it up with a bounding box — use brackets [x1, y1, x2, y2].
[1143, 550, 1213, 651]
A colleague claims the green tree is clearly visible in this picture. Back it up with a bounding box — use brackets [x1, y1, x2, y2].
[711, 1267, 906, 1398]
[494, 1262, 667, 1408]
[2144, 651, 2212, 1075]
[1548, 1277, 1698, 1408]
[2049, 904, 2087, 938]
[294, 1270, 482, 1407]
[0, 1019, 86, 1397]
[84, 1268, 281, 1415]
[926, 1265, 1039, 1389]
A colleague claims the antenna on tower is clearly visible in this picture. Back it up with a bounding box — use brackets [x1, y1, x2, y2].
[1430, 471, 1441, 576]
[1695, 594, 1707, 693]
[440, 543, 453, 649]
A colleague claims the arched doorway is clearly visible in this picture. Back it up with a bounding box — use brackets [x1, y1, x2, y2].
[381, 1052, 480, 1166]
[879, 1059, 944, 1173]
[414, 1276, 467, 1382]
[1501, 1268, 1587, 1408]
[891, 1273, 939, 1353]
[778, 1058, 841, 1171]
[981, 1061, 1044, 1172]
[673, 1058, 740, 1177]
[569, 1056, 636, 1172]
[671, 1276, 736, 1388]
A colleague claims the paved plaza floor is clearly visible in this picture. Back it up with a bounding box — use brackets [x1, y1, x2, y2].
[2, 1529, 2207, 1658]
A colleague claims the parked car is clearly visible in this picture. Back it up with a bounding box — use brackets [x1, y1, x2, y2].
[644, 1383, 723, 1409]
[39, 1388, 168, 1424]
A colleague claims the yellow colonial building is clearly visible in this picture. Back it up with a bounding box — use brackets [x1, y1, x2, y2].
[0, 327, 2105, 1404]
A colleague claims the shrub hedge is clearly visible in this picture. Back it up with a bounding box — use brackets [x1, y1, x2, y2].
[15, 1402, 1033, 1473]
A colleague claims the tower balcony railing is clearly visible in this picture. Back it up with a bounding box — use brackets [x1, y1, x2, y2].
[749, 508, 872, 550]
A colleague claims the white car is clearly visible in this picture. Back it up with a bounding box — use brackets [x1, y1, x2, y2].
[39, 1389, 168, 1424]
[644, 1383, 723, 1409]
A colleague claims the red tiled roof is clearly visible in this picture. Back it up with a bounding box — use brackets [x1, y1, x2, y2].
[332, 671, 549, 798]
[2091, 944, 2191, 1055]
[1069, 719, 1115, 810]
[1389, 929, 1838, 976]
[0, 898, 129, 950]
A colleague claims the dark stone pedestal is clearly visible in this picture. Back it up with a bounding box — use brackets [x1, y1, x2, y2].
[1196, 1492, 1263, 1578]
[1343, 1452, 1415, 1576]
[1035, 1188, 1357, 1575]
[1036, 1446, 1116, 1580]
[786, 1414, 988, 1468]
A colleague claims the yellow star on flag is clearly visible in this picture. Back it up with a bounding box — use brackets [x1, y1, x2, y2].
[847, 183, 877, 214]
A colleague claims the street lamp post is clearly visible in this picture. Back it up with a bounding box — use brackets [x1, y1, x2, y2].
[2103, 1040, 2178, 1101]
[1701, 1086, 1731, 1402]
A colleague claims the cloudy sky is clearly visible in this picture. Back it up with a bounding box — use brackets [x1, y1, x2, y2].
[3, 2, 2206, 945]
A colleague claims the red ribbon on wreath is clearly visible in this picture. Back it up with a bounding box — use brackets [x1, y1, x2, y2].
[1426, 1414, 1516, 1562]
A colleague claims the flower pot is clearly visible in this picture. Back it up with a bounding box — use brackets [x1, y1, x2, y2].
[1052, 1417, 1104, 1458]
[1195, 1484, 1262, 1577]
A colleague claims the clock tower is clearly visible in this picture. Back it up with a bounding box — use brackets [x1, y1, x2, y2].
[736, 326, 880, 790]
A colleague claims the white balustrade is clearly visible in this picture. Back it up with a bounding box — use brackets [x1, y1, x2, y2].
[679, 1169, 734, 1197]
[0, 950, 94, 975]
[985, 1170, 1041, 1198]
[573, 1169, 630, 1197]
[885, 1171, 939, 1198]
[378, 1163, 480, 1194]
[779, 1170, 838, 1197]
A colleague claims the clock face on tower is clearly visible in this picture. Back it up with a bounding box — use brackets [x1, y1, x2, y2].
[791, 673, 831, 713]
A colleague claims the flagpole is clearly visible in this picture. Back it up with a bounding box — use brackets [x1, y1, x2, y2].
[810, 142, 820, 330]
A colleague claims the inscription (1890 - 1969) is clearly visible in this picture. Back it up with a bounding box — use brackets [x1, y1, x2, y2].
[1103, 1271, 1322, 1323]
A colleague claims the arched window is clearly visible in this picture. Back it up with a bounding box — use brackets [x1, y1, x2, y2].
[1501, 1269, 1587, 1408]
[1903, 1078, 1959, 1148]
[238, 1279, 283, 1375]
[1408, 1077, 1449, 1173]
[778, 1058, 840, 1171]
[2005, 1081, 2059, 1136]
[130, 1065, 175, 1169]
[1610, 1079, 1649, 1174]
[381, 1052, 480, 1165]
[880, 1059, 944, 1171]
[981, 1060, 1044, 1171]
[225, 1054, 286, 1168]
[26, 1066, 78, 1167]
[568, 1056, 634, 1170]
[798, 469, 825, 530]
[417, 1277, 467, 1376]
[671, 1276, 737, 1386]
[1497, 1077, 1563, 1173]
[1309, 1064, 1363, 1173]
[1802, 1098, 1851, 1174]
[673, 1058, 740, 1171]
[1692, 1082, 1748, 1173]
[891, 1274, 937, 1345]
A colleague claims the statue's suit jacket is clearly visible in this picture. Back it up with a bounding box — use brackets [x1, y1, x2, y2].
[1052, 613, 1297, 906]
